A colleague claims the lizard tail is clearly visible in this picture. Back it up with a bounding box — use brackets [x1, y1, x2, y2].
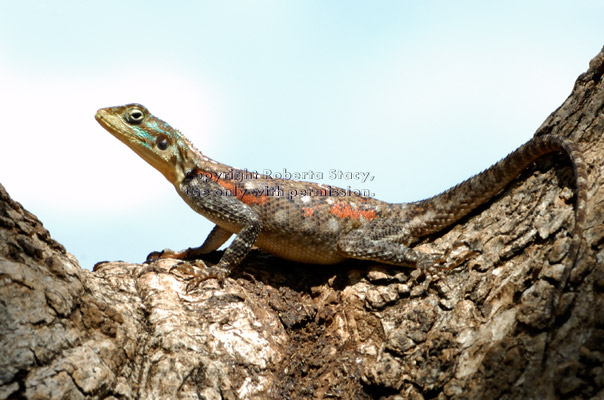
[402, 134, 587, 242]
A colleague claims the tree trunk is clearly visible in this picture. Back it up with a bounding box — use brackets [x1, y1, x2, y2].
[2, 48, 604, 400]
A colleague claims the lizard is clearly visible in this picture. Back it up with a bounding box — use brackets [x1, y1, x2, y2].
[95, 103, 587, 285]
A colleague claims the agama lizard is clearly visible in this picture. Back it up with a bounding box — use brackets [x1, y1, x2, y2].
[96, 103, 587, 284]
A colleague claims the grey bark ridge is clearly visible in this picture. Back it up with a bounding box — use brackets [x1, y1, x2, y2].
[2, 47, 604, 399]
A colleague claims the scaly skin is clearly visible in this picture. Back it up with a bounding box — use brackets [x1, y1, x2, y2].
[95, 103, 586, 283]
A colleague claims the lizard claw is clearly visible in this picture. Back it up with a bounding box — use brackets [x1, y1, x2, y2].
[417, 253, 448, 278]
[185, 269, 228, 291]
[169, 260, 229, 291]
[168, 260, 205, 276]
[145, 252, 160, 263]
[146, 248, 181, 263]
[417, 245, 480, 277]
[146, 249, 167, 263]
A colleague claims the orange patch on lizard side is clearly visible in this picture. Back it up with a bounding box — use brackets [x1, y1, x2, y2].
[302, 207, 315, 217]
[330, 202, 376, 220]
[189, 168, 270, 205]
[217, 180, 269, 205]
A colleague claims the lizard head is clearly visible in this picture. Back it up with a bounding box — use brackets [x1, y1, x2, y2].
[95, 103, 199, 186]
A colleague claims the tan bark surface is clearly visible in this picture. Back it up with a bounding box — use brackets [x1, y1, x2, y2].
[2, 48, 604, 399]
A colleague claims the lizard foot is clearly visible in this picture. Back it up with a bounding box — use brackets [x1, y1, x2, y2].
[169, 260, 229, 290]
[417, 245, 479, 277]
[146, 248, 191, 263]
[417, 253, 448, 278]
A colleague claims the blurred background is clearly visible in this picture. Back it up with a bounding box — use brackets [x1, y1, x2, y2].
[1, 1, 602, 269]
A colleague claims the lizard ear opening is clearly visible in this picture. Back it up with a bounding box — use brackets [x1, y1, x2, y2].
[125, 108, 145, 125]
[157, 137, 169, 150]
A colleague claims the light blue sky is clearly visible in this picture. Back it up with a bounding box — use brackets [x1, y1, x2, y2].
[1, 1, 602, 269]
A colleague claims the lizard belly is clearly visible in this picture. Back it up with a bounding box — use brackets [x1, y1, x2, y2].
[254, 232, 346, 264]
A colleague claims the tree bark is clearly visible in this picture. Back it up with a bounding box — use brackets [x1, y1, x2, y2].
[2, 48, 604, 400]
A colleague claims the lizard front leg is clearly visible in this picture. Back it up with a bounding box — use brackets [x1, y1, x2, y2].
[148, 177, 264, 285]
[147, 224, 233, 262]
[168, 213, 262, 287]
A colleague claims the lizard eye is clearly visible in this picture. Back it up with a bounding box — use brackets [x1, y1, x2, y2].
[125, 108, 144, 125]
[157, 137, 169, 150]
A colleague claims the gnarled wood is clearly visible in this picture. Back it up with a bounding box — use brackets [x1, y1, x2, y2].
[1, 47, 604, 399]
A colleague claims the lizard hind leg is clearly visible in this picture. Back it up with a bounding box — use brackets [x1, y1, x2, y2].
[337, 220, 447, 274]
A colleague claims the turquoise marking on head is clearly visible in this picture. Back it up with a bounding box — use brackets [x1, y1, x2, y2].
[130, 126, 154, 150]
[145, 117, 180, 138]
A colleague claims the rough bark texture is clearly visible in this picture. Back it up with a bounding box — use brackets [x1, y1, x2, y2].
[2, 48, 604, 400]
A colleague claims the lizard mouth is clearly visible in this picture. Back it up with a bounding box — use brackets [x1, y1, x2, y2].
[95, 108, 132, 142]
[95, 109, 113, 131]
